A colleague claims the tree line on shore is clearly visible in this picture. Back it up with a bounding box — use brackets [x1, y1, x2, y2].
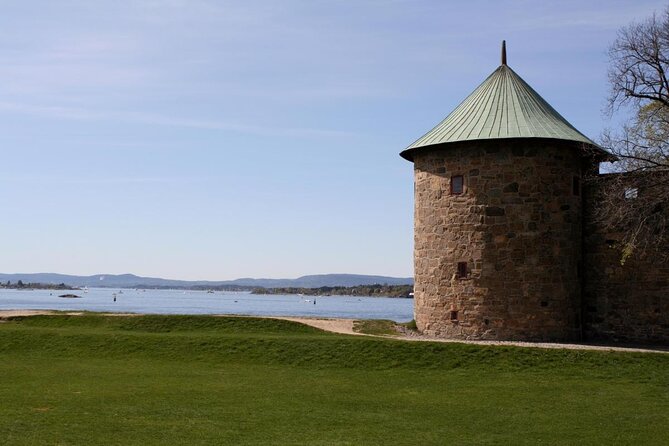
[0, 281, 412, 297]
[252, 284, 413, 298]
[0, 281, 77, 290]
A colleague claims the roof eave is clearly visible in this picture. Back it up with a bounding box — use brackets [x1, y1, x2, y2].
[399, 137, 613, 163]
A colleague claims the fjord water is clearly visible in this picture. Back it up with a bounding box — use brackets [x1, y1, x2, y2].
[0, 288, 413, 322]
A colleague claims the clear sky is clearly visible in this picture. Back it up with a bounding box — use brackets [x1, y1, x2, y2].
[0, 0, 664, 280]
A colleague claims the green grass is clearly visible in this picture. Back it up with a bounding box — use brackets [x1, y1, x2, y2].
[0, 314, 667, 445]
[404, 319, 418, 330]
[353, 319, 398, 336]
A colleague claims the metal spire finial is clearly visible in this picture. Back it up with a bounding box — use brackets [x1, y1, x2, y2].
[501, 40, 507, 65]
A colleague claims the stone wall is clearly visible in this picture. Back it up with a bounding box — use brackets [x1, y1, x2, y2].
[412, 139, 588, 341]
[583, 172, 669, 344]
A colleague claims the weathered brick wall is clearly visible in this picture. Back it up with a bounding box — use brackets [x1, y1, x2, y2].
[413, 140, 586, 341]
[583, 173, 669, 344]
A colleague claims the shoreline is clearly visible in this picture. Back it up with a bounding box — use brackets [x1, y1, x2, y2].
[1, 309, 666, 354]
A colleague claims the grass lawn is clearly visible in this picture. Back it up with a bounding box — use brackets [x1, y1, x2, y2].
[0, 314, 667, 445]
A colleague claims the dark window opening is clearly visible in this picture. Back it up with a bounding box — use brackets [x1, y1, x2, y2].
[572, 176, 580, 196]
[484, 318, 490, 325]
[451, 175, 464, 195]
[457, 262, 468, 279]
[540, 301, 548, 307]
[450, 310, 458, 321]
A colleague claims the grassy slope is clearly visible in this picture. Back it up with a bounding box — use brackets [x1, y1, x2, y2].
[0, 314, 667, 445]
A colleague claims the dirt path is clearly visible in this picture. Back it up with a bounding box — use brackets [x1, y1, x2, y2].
[1, 310, 666, 354]
[273, 317, 362, 336]
[274, 316, 669, 354]
[392, 332, 669, 354]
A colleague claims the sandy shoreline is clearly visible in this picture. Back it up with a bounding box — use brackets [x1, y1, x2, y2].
[0, 310, 62, 318]
[1, 309, 666, 354]
[271, 316, 362, 336]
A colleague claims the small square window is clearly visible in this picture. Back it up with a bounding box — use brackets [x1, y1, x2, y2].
[572, 176, 580, 196]
[625, 187, 638, 199]
[457, 262, 467, 279]
[450, 310, 458, 321]
[451, 175, 464, 195]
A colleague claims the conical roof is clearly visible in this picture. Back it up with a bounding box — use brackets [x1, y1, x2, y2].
[400, 44, 605, 161]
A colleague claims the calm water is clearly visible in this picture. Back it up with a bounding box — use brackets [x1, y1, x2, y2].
[0, 288, 414, 322]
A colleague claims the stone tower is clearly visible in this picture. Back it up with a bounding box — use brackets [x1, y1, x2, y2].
[401, 43, 610, 341]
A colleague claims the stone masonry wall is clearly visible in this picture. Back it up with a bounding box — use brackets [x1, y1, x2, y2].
[583, 172, 669, 344]
[413, 139, 586, 341]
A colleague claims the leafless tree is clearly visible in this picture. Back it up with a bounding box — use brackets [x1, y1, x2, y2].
[595, 6, 669, 262]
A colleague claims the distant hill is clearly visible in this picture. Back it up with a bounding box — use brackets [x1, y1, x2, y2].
[0, 273, 413, 289]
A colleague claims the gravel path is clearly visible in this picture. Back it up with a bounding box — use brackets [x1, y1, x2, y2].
[272, 316, 362, 336]
[278, 316, 669, 354]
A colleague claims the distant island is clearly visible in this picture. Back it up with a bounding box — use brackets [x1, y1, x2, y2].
[252, 284, 413, 298]
[0, 280, 78, 291]
[0, 273, 413, 289]
[0, 273, 415, 298]
[58, 293, 82, 298]
[135, 284, 251, 292]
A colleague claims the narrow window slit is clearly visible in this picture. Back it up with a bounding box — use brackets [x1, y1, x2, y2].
[451, 175, 464, 195]
[457, 262, 468, 279]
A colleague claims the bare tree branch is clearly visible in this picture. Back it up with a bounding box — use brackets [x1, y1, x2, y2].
[598, 6, 669, 261]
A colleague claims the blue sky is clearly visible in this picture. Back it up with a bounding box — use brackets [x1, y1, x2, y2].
[0, 0, 664, 280]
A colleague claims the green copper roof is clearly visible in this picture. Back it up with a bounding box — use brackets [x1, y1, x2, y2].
[400, 46, 603, 161]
